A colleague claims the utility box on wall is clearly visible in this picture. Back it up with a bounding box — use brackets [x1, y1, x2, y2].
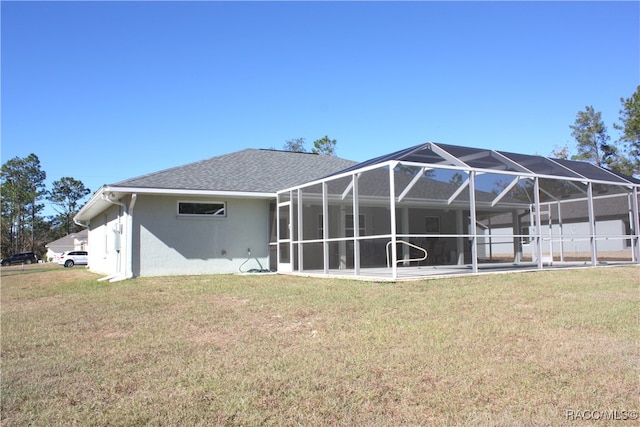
[113, 224, 122, 252]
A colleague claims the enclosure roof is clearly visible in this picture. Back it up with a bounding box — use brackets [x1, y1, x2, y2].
[332, 142, 638, 186]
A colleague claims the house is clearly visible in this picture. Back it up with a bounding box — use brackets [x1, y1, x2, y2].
[75, 143, 640, 282]
[74, 149, 356, 281]
[44, 229, 88, 262]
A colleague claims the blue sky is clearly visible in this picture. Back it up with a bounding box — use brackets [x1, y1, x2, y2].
[2, 1, 639, 216]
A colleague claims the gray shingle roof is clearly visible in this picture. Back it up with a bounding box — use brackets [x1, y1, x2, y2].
[111, 149, 358, 193]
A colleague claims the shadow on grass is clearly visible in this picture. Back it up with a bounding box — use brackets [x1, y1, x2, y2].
[0, 264, 63, 276]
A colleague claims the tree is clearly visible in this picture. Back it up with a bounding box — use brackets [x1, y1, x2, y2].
[0, 192, 13, 256]
[49, 177, 91, 234]
[283, 138, 307, 153]
[311, 135, 337, 156]
[449, 172, 465, 186]
[0, 154, 47, 256]
[550, 144, 570, 160]
[283, 135, 339, 156]
[614, 86, 640, 177]
[569, 106, 613, 168]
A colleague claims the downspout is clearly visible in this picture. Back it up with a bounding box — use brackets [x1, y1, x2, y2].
[125, 194, 137, 278]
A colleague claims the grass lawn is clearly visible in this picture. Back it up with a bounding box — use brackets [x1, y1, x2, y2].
[1, 264, 638, 426]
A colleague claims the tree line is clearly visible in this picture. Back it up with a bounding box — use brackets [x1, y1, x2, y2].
[2, 86, 637, 260]
[1, 155, 90, 259]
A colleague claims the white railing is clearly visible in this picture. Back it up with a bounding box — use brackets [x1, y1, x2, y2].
[386, 240, 428, 268]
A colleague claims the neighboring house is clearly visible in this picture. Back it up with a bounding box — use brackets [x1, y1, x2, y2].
[45, 229, 88, 262]
[74, 149, 356, 281]
[476, 195, 638, 261]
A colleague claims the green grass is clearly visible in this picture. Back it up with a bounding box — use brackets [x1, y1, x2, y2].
[1, 265, 638, 426]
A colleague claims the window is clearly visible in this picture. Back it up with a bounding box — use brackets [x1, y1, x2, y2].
[178, 201, 226, 217]
[317, 213, 366, 238]
[345, 214, 366, 237]
[625, 220, 632, 248]
[425, 216, 440, 234]
[317, 214, 324, 238]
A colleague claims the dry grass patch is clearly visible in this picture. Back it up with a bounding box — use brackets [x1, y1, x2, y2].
[1, 266, 638, 426]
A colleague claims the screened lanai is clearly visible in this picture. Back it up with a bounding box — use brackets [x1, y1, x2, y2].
[274, 142, 640, 280]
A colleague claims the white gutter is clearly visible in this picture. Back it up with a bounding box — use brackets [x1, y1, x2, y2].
[103, 191, 126, 208]
[74, 187, 107, 227]
[74, 186, 108, 225]
[74, 217, 90, 228]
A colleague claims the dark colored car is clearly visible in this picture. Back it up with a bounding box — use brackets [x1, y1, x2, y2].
[1, 252, 38, 266]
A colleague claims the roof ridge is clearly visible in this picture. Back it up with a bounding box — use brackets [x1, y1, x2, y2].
[258, 148, 341, 157]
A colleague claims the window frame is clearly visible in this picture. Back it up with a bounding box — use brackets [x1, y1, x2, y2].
[425, 216, 441, 234]
[345, 213, 366, 238]
[317, 213, 366, 238]
[177, 201, 227, 218]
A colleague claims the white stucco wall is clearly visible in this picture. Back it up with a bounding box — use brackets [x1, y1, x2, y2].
[133, 195, 271, 276]
[487, 219, 630, 260]
[543, 219, 627, 254]
[478, 227, 516, 258]
[86, 203, 124, 276]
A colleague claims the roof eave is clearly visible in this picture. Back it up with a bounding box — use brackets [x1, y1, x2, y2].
[74, 186, 276, 224]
